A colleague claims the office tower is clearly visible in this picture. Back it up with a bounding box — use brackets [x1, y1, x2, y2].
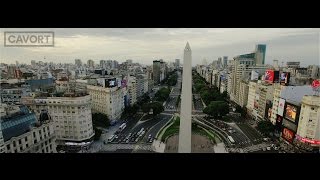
[153, 60, 161, 85]
[223, 56, 228, 68]
[175, 59, 180, 69]
[87, 59, 94, 68]
[255, 44, 266, 65]
[75, 59, 82, 67]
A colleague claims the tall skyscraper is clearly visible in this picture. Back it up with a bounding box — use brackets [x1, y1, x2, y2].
[223, 56, 228, 68]
[153, 60, 161, 85]
[179, 42, 192, 153]
[255, 44, 266, 65]
[175, 59, 180, 69]
[87, 59, 94, 68]
[75, 59, 82, 67]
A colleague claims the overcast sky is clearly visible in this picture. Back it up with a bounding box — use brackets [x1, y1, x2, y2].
[1, 28, 319, 66]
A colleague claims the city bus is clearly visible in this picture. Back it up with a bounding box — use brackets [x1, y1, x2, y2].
[228, 136, 235, 144]
[119, 123, 127, 132]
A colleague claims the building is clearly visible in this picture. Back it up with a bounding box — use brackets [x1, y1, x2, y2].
[286, 61, 300, 68]
[0, 122, 4, 153]
[230, 56, 268, 105]
[238, 81, 249, 107]
[25, 78, 54, 91]
[246, 81, 259, 117]
[136, 74, 148, 100]
[0, 105, 37, 141]
[87, 60, 94, 68]
[1, 84, 31, 104]
[256, 83, 274, 121]
[307, 65, 320, 79]
[100, 60, 106, 69]
[153, 60, 161, 85]
[127, 76, 137, 106]
[21, 92, 94, 151]
[126, 59, 133, 65]
[295, 95, 320, 151]
[0, 104, 57, 153]
[223, 56, 228, 68]
[75, 59, 82, 67]
[175, 59, 180, 69]
[255, 44, 266, 65]
[87, 81, 125, 121]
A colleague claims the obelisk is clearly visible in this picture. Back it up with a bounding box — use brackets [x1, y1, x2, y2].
[178, 42, 192, 153]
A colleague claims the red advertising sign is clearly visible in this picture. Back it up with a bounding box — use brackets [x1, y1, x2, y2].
[311, 79, 320, 90]
[282, 128, 295, 143]
[264, 69, 274, 83]
[296, 134, 320, 145]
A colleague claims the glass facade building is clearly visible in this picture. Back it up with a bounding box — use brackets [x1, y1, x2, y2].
[0, 106, 37, 141]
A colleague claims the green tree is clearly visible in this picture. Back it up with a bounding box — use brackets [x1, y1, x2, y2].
[141, 101, 164, 115]
[154, 87, 170, 102]
[93, 127, 102, 140]
[257, 121, 275, 136]
[92, 113, 110, 128]
[203, 101, 229, 118]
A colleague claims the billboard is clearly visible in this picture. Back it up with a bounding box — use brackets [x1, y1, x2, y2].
[264, 70, 280, 83]
[105, 78, 117, 87]
[280, 72, 290, 86]
[282, 127, 295, 144]
[277, 98, 285, 116]
[251, 70, 259, 80]
[285, 103, 299, 122]
[121, 79, 127, 88]
[264, 69, 274, 83]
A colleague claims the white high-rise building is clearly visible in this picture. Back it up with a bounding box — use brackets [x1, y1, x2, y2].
[22, 94, 94, 146]
[238, 81, 249, 108]
[296, 95, 320, 148]
[87, 84, 125, 121]
[179, 42, 192, 153]
[127, 76, 137, 106]
[246, 81, 259, 117]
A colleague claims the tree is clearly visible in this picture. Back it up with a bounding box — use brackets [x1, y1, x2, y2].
[203, 101, 229, 118]
[235, 105, 247, 117]
[92, 113, 110, 128]
[141, 101, 164, 115]
[154, 87, 170, 102]
[94, 127, 102, 140]
[257, 121, 275, 136]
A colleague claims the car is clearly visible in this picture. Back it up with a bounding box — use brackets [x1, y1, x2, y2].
[274, 147, 279, 150]
[148, 138, 153, 143]
[148, 134, 152, 138]
[135, 138, 139, 142]
[266, 146, 271, 151]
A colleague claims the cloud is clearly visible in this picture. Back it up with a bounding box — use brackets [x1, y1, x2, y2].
[0, 28, 319, 66]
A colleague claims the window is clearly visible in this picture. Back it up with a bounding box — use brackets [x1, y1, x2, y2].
[18, 139, 22, 145]
[311, 107, 315, 110]
[7, 144, 10, 150]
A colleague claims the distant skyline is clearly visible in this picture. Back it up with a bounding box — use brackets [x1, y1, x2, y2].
[1, 28, 319, 66]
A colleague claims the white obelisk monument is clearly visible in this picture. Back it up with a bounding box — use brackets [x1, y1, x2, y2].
[178, 42, 192, 153]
